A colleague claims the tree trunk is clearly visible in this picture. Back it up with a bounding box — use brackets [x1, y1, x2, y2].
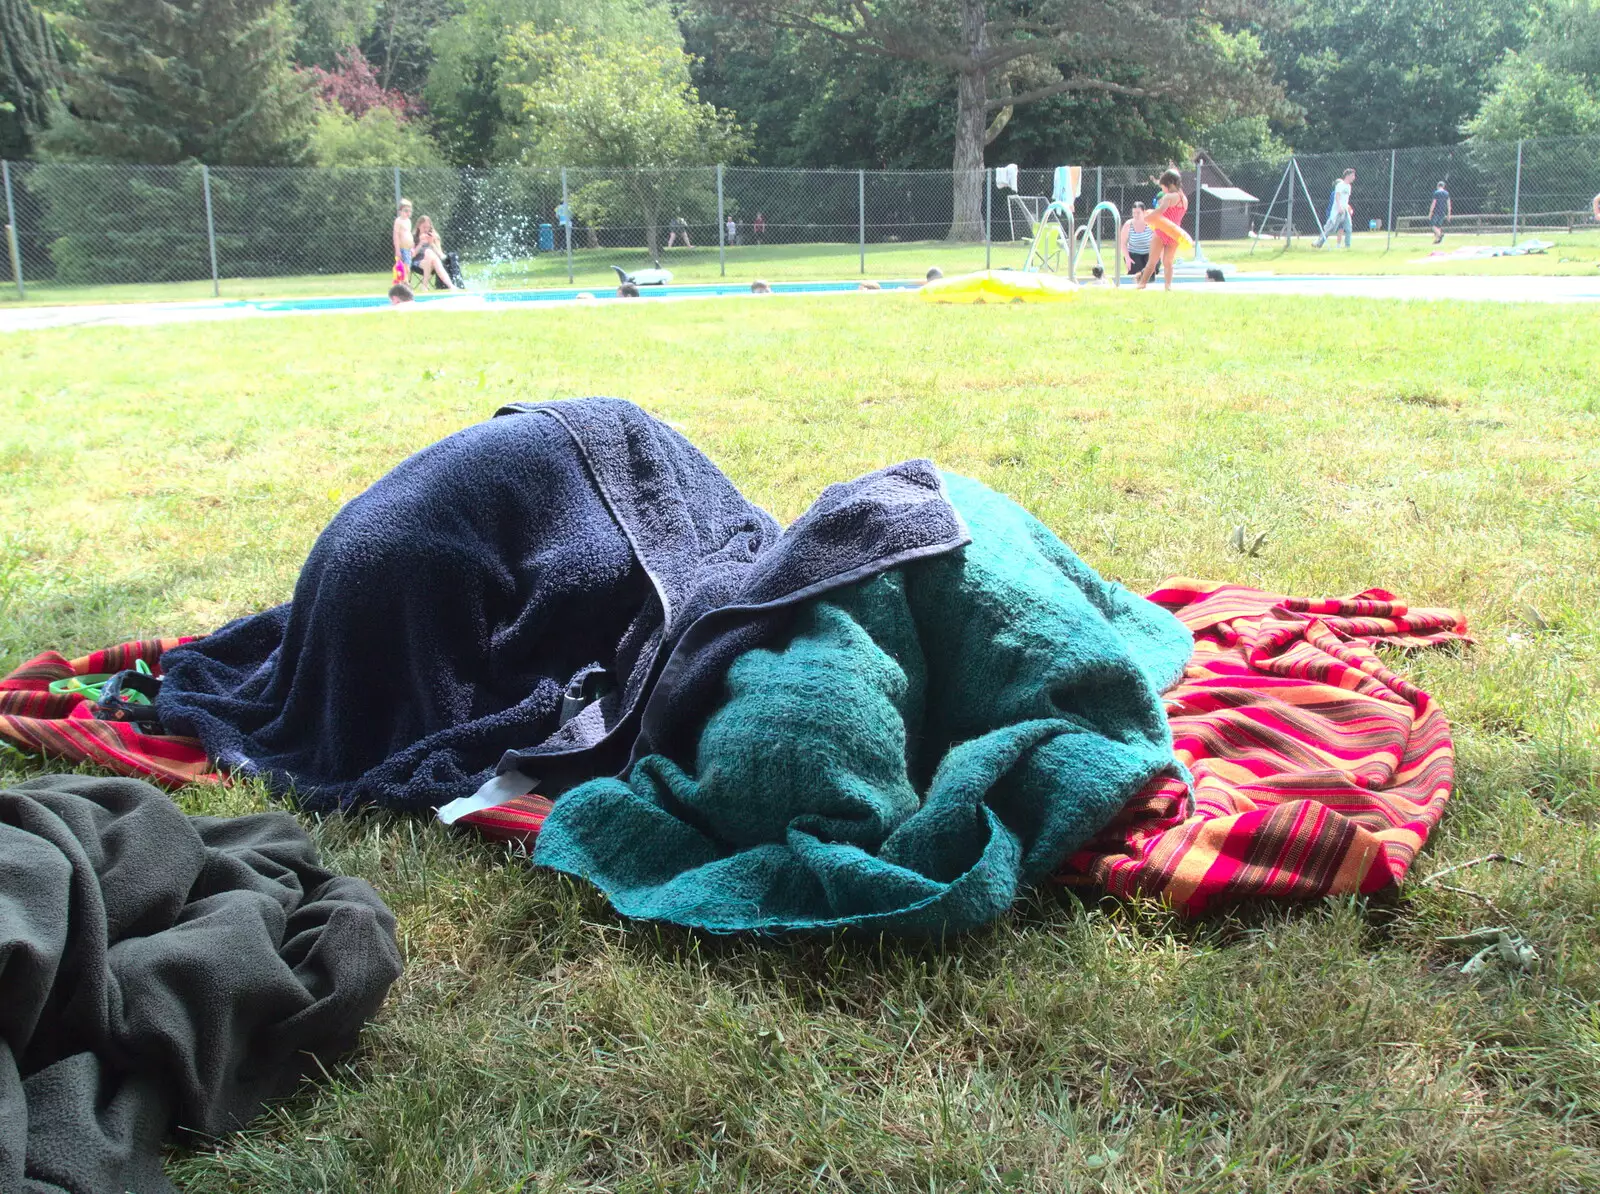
[947, 0, 988, 241]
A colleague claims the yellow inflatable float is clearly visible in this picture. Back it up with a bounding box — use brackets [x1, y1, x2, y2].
[1145, 212, 1194, 253]
[916, 269, 1079, 304]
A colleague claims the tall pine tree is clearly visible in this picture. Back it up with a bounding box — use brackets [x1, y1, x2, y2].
[46, 0, 313, 163]
[0, 0, 65, 157]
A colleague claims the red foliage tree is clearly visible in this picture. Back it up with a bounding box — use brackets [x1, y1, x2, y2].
[306, 48, 423, 120]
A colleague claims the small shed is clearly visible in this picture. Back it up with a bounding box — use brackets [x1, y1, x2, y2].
[1199, 184, 1259, 239]
[1179, 153, 1259, 241]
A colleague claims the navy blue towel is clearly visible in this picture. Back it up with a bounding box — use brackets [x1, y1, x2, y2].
[156, 399, 968, 812]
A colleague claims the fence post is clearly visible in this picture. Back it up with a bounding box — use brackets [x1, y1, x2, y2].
[716, 163, 725, 277]
[1386, 148, 1396, 251]
[561, 167, 572, 283]
[1096, 165, 1103, 209]
[858, 169, 865, 275]
[201, 165, 220, 298]
[984, 167, 992, 270]
[1286, 156, 1295, 250]
[2, 160, 23, 299]
[1193, 155, 1203, 261]
[393, 166, 402, 209]
[1511, 139, 1523, 246]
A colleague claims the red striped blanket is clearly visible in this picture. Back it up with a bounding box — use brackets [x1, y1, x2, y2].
[0, 640, 221, 789]
[1061, 581, 1469, 914]
[0, 581, 1469, 915]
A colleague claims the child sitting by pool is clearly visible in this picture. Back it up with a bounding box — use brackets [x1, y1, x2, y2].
[1138, 170, 1187, 293]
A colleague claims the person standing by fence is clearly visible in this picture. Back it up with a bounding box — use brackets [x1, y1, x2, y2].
[1429, 182, 1452, 243]
[753, 212, 766, 244]
[392, 199, 414, 281]
[1315, 169, 1355, 249]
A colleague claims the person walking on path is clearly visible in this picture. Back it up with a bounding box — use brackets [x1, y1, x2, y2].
[1315, 169, 1355, 248]
[1429, 182, 1452, 243]
[666, 215, 693, 248]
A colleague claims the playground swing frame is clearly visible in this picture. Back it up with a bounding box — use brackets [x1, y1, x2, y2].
[1249, 157, 1325, 252]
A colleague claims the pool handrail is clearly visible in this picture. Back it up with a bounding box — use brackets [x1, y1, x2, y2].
[1022, 200, 1076, 279]
[1073, 201, 1124, 287]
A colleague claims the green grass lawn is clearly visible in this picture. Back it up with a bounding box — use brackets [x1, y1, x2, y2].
[3, 294, 1599, 1191]
[6, 227, 1599, 307]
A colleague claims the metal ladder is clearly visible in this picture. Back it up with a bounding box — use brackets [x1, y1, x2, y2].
[1072, 201, 1124, 286]
[1022, 200, 1123, 285]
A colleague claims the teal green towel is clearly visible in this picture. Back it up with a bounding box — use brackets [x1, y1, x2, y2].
[533, 475, 1193, 934]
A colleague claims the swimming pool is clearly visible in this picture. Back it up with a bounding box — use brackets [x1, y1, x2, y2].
[6, 272, 1599, 333]
[246, 278, 924, 313]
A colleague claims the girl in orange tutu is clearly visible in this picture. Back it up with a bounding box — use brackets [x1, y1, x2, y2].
[1138, 168, 1188, 292]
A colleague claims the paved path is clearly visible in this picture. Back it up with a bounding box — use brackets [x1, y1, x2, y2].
[1186, 273, 1600, 303]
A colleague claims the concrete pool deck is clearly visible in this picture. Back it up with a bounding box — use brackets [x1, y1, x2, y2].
[4, 271, 1599, 333]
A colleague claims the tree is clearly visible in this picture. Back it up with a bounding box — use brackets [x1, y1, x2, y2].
[306, 46, 424, 119]
[45, 0, 313, 164]
[690, 0, 1283, 238]
[1466, 55, 1600, 139]
[1191, 113, 1290, 161]
[307, 102, 446, 164]
[363, 0, 458, 94]
[290, 0, 379, 69]
[683, 22, 952, 167]
[686, 17, 1243, 172]
[1466, 1, 1600, 139]
[1265, 0, 1538, 151]
[567, 177, 623, 247]
[501, 30, 749, 256]
[0, 0, 65, 157]
[425, 0, 681, 165]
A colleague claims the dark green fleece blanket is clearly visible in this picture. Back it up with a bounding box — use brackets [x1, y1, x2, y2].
[533, 475, 1192, 934]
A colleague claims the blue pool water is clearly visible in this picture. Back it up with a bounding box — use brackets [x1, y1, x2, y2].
[11, 272, 1597, 336]
[245, 278, 923, 313]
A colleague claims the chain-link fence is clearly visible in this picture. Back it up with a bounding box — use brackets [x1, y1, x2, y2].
[2, 135, 1598, 301]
